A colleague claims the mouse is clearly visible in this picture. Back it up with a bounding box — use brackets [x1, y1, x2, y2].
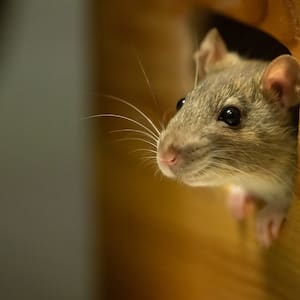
[156, 28, 300, 247]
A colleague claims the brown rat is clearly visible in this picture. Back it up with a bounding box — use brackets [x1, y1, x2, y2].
[157, 28, 300, 247]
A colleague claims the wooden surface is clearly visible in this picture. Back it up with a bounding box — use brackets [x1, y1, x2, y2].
[94, 1, 300, 299]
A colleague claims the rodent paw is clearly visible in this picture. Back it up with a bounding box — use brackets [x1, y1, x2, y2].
[226, 186, 253, 220]
[256, 206, 286, 247]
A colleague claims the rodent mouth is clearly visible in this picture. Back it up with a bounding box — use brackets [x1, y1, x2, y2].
[158, 161, 224, 187]
[180, 174, 209, 187]
[157, 140, 215, 183]
[172, 161, 213, 185]
[181, 176, 216, 187]
[156, 157, 176, 178]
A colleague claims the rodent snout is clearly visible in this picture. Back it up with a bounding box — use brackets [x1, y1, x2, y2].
[158, 145, 180, 167]
[157, 141, 182, 178]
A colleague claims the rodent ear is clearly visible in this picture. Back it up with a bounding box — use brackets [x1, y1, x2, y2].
[194, 28, 228, 77]
[261, 55, 300, 109]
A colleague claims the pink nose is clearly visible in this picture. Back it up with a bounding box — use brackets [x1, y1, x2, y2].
[159, 147, 178, 166]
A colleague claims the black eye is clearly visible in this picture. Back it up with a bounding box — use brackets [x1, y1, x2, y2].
[218, 106, 241, 127]
[176, 97, 186, 111]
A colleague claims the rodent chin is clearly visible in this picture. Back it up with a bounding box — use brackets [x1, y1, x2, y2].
[182, 177, 221, 187]
[157, 159, 176, 178]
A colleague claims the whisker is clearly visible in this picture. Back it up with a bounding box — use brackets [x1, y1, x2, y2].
[131, 148, 157, 154]
[135, 155, 158, 171]
[162, 108, 174, 130]
[194, 51, 200, 88]
[134, 51, 164, 131]
[193, 28, 200, 89]
[110, 128, 158, 143]
[154, 168, 161, 177]
[139, 157, 157, 167]
[139, 155, 157, 160]
[210, 158, 252, 177]
[99, 94, 161, 136]
[84, 113, 159, 140]
[116, 137, 157, 149]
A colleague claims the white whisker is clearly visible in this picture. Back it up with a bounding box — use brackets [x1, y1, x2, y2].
[135, 155, 157, 170]
[194, 52, 200, 88]
[100, 94, 161, 136]
[84, 113, 158, 139]
[134, 52, 164, 131]
[139, 157, 157, 167]
[154, 168, 161, 177]
[110, 128, 158, 143]
[131, 148, 157, 154]
[193, 29, 200, 89]
[116, 137, 157, 149]
[139, 155, 157, 160]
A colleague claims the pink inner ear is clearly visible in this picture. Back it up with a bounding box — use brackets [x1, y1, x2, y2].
[266, 77, 291, 108]
[270, 80, 285, 107]
[194, 28, 228, 75]
[262, 55, 300, 108]
[214, 39, 227, 61]
[206, 32, 227, 67]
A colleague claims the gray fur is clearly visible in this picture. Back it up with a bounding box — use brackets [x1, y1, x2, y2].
[157, 58, 298, 207]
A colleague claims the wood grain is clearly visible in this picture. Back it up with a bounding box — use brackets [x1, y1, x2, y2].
[94, 1, 300, 299]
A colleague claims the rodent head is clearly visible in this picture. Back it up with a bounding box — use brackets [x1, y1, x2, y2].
[157, 29, 300, 187]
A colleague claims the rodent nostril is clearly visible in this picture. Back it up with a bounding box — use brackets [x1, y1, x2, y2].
[166, 154, 177, 166]
[159, 147, 179, 166]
